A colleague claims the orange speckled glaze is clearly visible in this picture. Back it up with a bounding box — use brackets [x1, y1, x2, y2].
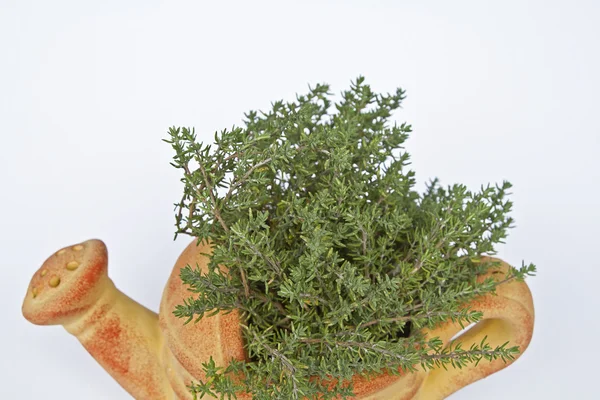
[23, 240, 534, 399]
[158, 239, 252, 400]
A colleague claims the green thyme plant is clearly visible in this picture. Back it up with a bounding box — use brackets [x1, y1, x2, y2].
[164, 77, 536, 400]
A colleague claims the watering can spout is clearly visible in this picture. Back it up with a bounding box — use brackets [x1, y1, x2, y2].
[22, 239, 173, 399]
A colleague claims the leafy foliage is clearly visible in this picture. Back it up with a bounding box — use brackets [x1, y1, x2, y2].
[164, 77, 536, 399]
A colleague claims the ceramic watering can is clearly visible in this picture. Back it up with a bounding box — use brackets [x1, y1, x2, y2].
[22, 238, 534, 399]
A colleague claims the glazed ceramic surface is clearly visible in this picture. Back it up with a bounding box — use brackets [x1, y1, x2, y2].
[22, 239, 534, 399]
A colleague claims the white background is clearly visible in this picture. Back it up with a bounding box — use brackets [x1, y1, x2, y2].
[2, 0, 599, 398]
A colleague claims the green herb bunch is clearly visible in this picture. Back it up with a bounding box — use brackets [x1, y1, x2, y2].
[164, 77, 536, 400]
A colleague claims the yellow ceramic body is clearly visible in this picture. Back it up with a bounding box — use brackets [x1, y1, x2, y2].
[22, 239, 534, 399]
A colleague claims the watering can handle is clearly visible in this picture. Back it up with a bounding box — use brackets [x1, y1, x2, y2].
[418, 257, 535, 399]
